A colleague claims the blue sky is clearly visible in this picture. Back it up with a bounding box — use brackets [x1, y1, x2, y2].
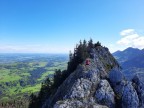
[0, 0, 144, 53]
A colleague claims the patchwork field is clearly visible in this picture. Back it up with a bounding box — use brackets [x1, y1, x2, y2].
[0, 54, 68, 105]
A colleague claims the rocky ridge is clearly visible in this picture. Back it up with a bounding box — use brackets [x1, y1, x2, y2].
[42, 46, 144, 108]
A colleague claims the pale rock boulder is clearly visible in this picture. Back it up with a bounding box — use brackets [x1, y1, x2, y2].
[132, 75, 144, 108]
[122, 82, 139, 108]
[95, 80, 115, 108]
[54, 99, 108, 108]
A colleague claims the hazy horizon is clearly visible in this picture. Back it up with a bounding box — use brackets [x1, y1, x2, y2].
[0, 46, 143, 54]
[0, 0, 144, 53]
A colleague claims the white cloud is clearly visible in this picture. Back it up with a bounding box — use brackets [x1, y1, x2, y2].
[117, 29, 144, 49]
[120, 29, 135, 36]
[108, 29, 144, 53]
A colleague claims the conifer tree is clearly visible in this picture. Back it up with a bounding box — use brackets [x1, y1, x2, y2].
[95, 41, 101, 47]
[88, 38, 93, 48]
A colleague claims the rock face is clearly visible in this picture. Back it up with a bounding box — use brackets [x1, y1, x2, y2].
[109, 69, 124, 85]
[122, 82, 139, 108]
[109, 69, 140, 108]
[42, 46, 144, 108]
[109, 69, 125, 98]
[132, 75, 144, 108]
[95, 80, 115, 108]
[54, 99, 108, 108]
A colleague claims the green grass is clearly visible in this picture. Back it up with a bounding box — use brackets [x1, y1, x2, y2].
[0, 69, 10, 77]
[5, 86, 21, 96]
[38, 71, 54, 81]
[46, 62, 67, 71]
[0, 97, 9, 102]
[28, 62, 47, 67]
[38, 62, 47, 67]
[0, 73, 21, 83]
[21, 84, 41, 93]
[21, 72, 30, 76]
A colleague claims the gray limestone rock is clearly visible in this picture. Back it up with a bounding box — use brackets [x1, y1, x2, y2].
[54, 99, 108, 108]
[108, 68, 125, 99]
[132, 75, 144, 108]
[112, 80, 125, 98]
[122, 82, 139, 108]
[65, 78, 92, 99]
[109, 68, 124, 85]
[95, 80, 115, 108]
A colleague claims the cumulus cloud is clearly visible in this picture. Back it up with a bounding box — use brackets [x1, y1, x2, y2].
[117, 29, 144, 49]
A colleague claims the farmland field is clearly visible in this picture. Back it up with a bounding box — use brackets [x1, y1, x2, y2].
[0, 54, 68, 106]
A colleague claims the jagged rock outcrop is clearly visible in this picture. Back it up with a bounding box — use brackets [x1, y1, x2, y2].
[132, 75, 144, 108]
[109, 69, 124, 85]
[42, 46, 143, 108]
[54, 98, 108, 108]
[95, 80, 115, 108]
[109, 68, 140, 108]
[122, 82, 139, 108]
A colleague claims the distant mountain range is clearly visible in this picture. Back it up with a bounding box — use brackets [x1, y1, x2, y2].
[113, 47, 144, 80]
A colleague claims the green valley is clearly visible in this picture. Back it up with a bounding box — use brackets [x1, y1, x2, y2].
[0, 54, 68, 107]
